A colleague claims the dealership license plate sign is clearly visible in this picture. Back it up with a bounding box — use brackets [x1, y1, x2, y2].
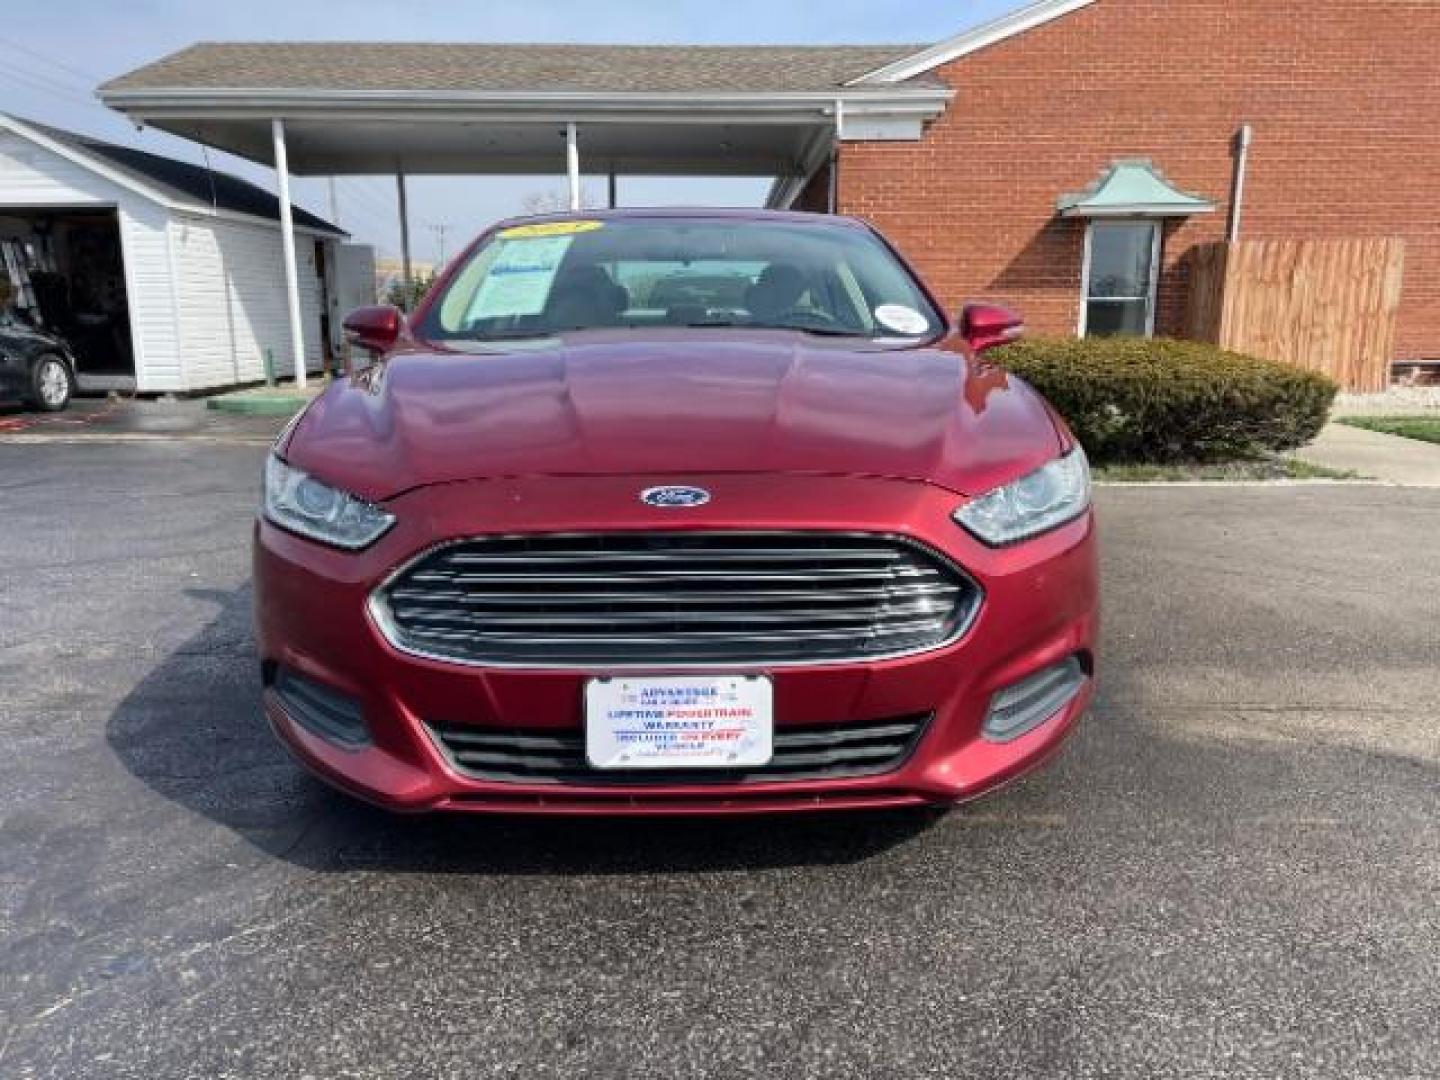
[585, 676, 773, 770]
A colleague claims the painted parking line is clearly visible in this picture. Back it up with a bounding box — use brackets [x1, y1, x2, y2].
[0, 397, 131, 434]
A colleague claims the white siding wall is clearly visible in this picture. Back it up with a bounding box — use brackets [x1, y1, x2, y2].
[170, 213, 330, 391]
[0, 130, 180, 390]
[118, 200, 181, 391]
[0, 130, 111, 205]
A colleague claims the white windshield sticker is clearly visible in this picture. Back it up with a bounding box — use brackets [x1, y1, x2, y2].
[874, 304, 930, 335]
[468, 235, 575, 320]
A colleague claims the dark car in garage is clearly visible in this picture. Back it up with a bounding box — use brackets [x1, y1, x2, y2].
[0, 307, 75, 411]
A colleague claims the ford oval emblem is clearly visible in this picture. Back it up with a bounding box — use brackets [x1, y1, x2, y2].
[640, 485, 712, 508]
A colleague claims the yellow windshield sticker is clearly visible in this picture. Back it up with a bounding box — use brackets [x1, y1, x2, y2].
[498, 220, 604, 240]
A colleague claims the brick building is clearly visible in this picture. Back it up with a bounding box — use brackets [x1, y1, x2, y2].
[787, 0, 1439, 365]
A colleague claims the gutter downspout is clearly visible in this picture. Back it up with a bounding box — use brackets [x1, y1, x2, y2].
[1227, 123, 1253, 242]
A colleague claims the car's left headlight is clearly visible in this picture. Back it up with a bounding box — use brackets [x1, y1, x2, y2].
[263, 453, 395, 550]
[954, 446, 1091, 547]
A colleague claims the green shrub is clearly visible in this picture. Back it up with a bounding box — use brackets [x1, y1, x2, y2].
[990, 337, 1338, 464]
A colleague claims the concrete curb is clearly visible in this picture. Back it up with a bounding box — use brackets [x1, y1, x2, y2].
[205, 394, 311, 417]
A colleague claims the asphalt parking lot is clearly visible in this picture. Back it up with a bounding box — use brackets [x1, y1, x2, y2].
[2, 435, 1437, 1079]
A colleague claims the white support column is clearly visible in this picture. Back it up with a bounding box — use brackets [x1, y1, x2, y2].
[271, 118, 306, 388]
[396, 164, 413, 302]
[566, 122, 581, 210]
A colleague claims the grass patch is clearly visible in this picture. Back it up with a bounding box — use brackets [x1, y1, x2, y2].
[1094, 457, 1359, 483]
[1338, 416, 1440, 446]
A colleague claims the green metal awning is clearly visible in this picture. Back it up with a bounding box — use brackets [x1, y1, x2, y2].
[1057, 160, 1215, 218]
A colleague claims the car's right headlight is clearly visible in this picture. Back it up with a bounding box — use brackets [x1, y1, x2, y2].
[263, 453, 395, 550]
[953, 446, 1091, 547]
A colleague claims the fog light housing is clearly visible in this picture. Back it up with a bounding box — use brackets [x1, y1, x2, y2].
[983, 656, 1087, 743]
[270, 667, 370, 748]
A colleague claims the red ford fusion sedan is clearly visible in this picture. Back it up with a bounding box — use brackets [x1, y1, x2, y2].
[254, 209, 1097, 815]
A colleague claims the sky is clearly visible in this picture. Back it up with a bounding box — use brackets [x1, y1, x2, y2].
[2, 0, 1025, 264]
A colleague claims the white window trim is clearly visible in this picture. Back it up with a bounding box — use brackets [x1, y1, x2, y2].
[1077, 219, 1162, 338]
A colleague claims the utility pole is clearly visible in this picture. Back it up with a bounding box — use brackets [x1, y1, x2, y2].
[396, 164, 412, 299]
[428, 223, 449, 266]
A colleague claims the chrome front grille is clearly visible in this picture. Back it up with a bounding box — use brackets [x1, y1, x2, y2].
[427, 714, 932, 784]
[373, 532, 980, 667]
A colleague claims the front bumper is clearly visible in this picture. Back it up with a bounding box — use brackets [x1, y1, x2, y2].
[254, 473, 1098, 815]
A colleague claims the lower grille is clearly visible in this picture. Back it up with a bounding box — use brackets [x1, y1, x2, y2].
[427, 714, 931, 785]
[270, 667, 369, 748]
[374, 532, 980, 668]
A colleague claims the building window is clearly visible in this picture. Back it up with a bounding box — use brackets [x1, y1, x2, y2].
[1080, 220, 1160, 337]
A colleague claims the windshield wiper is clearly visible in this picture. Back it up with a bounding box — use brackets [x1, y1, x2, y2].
[467, 329, 559, 342]
[683, 321, 878, 339]
[783, 326, 878, 339]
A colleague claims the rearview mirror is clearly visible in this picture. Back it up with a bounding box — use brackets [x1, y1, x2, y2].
[959, 302, 1024, 355]
[343, 305, 405, 355]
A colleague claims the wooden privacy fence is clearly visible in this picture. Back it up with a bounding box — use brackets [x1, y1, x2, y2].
[1185, 238, 1405, 392]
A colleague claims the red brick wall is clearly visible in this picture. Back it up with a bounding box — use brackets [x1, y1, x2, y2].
[838, 0, 1440, 359]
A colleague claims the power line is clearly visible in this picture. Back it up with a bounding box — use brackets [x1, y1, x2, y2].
[343, 176, 394, 205]
[339, 179, 397, 223]
[0, 51, 95, 101]
[340, 175, 392, 203]
[0, 66, 96, 109]
[336, 180, 406, 255]
[0, 36, 105, 87]
[0, 38, 106, 112]
[353, 176, 400, 208]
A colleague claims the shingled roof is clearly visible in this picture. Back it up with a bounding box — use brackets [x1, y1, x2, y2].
[99, 42, 942, 95]
[9, 116, 343, 234]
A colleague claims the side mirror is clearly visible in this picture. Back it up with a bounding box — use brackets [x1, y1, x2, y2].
[342, 305, 404, 355]
[959, 302, 1025, 355]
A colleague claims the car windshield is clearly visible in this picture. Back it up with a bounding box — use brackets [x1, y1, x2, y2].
[419, 217, 943, 342]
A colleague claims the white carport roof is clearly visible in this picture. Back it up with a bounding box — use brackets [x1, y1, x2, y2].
[97, 42, 952, 179]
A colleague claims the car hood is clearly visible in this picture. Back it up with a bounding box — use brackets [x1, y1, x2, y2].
[284, 331, 1063, 502]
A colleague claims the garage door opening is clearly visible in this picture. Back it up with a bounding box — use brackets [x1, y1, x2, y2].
[0, 206, 135, 391]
